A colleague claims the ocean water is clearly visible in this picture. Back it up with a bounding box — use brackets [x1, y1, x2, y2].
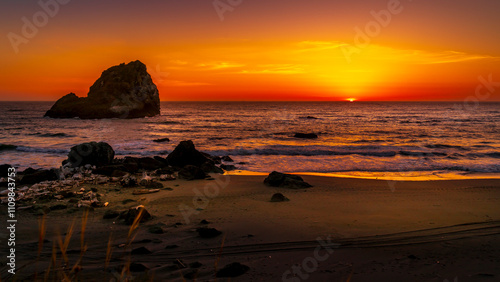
[1, 101, 499, 179]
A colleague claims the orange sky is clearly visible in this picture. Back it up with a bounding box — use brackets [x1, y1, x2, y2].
[1, 0, 499, 101]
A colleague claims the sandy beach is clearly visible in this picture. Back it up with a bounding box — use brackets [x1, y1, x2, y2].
[3, 174, 499, 281]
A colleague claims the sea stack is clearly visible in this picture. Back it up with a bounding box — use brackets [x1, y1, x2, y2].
[45, 60, 160, 119]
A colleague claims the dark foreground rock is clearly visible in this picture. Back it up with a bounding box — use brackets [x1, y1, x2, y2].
[19, 169, 59, 185]
[119, 205, 152, 225]
[264, 171, 312, 189]
[196, 227, 222, 238]
[270, 193, 290, 202]
[216, 262, 250, 278]
[153, 137, 170, 143]
[179, 165, 208, 180]
[0, 164, 13, 176]
[293, 133, 318, 139]
[45, 60, 160, 119]
[0, 144, 17, 151]
[220, 164, 237, 171]
[166, 140, 211, 168]
[65, 142, 114, 168]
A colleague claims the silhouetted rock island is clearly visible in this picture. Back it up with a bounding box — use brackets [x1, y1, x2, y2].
[45, 60, 160, 119]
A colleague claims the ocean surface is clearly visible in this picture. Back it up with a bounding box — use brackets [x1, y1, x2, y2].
[1, 101, 499, 179]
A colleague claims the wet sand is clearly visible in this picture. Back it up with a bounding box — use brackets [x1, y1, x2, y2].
[2, 175, 500, 281]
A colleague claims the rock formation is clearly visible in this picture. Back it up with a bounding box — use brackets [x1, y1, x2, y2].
[45, 60, 160, 119]
[264, 171, 313, 189]
[65, 142, 115, 168]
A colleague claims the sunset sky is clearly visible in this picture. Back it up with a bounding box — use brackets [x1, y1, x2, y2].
[1, 0, 499, 101]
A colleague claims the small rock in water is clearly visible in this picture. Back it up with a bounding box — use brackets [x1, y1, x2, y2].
[220, 164, 237, 171]
[293, 133, 318, 139]
[153, 137, 170, 143]
[221, 156, 234, 162]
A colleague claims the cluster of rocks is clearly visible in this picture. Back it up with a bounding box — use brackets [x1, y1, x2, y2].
[0, 140, 238, 215]
[59, 140, 235, 182]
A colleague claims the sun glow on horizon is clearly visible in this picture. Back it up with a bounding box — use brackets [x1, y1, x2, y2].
[346, 98, 357, 102]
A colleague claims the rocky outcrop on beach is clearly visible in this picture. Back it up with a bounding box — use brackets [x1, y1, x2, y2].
[166, 140, 228, 174]
[44, 60, 160, 119]
[65, 142, 115, 168]
[166, 140, 211, 168]
[0, 140, 235, 214]
[19, 168, 59, 185]
[264, 171, 312, 189]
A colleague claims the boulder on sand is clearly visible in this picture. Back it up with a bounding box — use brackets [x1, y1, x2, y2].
[19, 168, 59, 185]
[178, 165, 207, 180]
[44, 60, 160, 119]
[216, 262, 250, 278]
[119, 205, 152, 225]
[264, 171, 312, 189]
[270, 193, 289, 202]
[65, 142, 114, 168]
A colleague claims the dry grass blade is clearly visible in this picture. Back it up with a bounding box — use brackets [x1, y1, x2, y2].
[127, 207, 144, 246]
[213, 233, 226, 281]
[38, 214, 46, 256]
[81, 209, 89, 253]
[57, 219, 76, 263]
[105, 232, 114, 269]
[120, 257, 131, 281]
[44, 241, 57, 282]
